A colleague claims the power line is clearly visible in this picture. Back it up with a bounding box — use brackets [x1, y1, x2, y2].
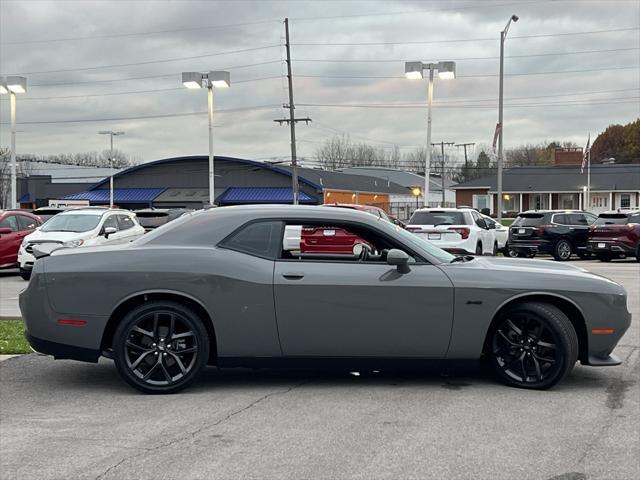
[1, 20, 281, 46]
[296, 65, 639, 80]
[0, 104, 281, 126]
[29, 73, 283, 89]
[296, 47, 640, 63]
[2, 46, 282, 76]
[293, 27, 638, 46]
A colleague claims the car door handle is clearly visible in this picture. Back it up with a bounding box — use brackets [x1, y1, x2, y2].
[282, 272, 305, 280]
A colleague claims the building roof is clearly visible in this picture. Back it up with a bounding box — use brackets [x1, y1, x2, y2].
[451, 164, 640, 192]
[62, 188, 166, 203]
[19, 161, 120, 184]
[217, 187, 316, 205]
[336, 166, 453, 191]
[279, 166, 409, 194]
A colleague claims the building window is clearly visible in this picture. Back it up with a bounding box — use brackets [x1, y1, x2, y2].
[530, 193, 548, 210]
[473, 194, 490, 212]
[620, 193, 631, 209]
[558, 193, 578, 210]
[590, 195, 607, 209]
[502, 194, 517, 212]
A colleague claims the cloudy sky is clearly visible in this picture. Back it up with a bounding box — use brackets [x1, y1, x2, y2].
[0, 0, 638, 167]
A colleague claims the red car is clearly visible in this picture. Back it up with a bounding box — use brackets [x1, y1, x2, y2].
[300, 225, 370, 254]
[0, 210, 42, 269]
[587, 210, 640, 262]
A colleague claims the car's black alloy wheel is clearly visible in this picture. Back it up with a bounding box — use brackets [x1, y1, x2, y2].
[113, 301, 209, 394]
[553, 239, 572, 261]
[490, 302, 578, 389]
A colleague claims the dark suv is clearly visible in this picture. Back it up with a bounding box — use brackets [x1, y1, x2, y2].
[587, 210, 640, 262]
[509, 210, 597, 261]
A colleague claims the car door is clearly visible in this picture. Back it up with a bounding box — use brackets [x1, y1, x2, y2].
[273, 221, 455, 358]
[98, 214, 121, 245]
[567, 213, 592, 249]
[471, 211, 493, 253]
[0, 215, 21, 266]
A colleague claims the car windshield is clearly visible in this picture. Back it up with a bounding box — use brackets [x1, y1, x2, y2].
[40, 214, 102, 233]
[409, 211, 466, 226]
[512, 214, 546, 227]
[594, 214, 629, 225]
[391, 224, 456, 263]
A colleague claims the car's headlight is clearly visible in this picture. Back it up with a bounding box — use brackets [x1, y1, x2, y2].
[63, 239, 84, 248]
[21, 239, 29, 248]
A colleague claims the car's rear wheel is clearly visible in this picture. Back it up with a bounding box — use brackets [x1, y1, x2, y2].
[492, 242, 498, 256]
[635, 244, 640, 263]
[19, 268, 31, 281]
[490, 302, 578, 389]
[597, 253, 612, 262]
[475, 243, 483, 255]
[504, 243, 518, 258]
[553, 239, 572, 261]
[113, 301, 209, 394]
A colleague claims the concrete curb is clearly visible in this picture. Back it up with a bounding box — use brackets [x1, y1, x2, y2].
[0, 316, 22, 321]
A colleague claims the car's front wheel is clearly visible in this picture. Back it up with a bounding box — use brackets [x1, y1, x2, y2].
[636, 244, 640, 263]
[553, 239, 572, 261]
[597, 253, 612, 262]
[489, 302, 578, 390]
[19, 268, 31, 281]
[113, 301, 210, 394]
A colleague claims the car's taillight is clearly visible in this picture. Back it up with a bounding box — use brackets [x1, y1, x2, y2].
[448, 227, 470, 239]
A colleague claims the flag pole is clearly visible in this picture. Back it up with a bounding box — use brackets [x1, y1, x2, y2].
[587, 148, 591, 211]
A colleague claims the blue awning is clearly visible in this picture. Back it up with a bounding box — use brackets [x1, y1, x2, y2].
[218, 187, 316, 205]
[61, 188, 166, 203]
[18, 193, 31, 203]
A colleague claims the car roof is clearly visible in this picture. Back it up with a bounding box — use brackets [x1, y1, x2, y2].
[323, 203, 380, 211]
[599, 210, 640, 215]
[415, 208, 470, 212]
[57, 207, 130, 216]
[0, 209, 39, 217]
[519, 210, 586, 214]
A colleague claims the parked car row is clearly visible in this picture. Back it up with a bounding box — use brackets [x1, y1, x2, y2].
[509, 209, 640, 262]
[1, 206, 192, 279]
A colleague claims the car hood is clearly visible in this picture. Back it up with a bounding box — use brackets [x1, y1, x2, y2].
[440, 256, 625, 294]
[24, 230, 90, 243]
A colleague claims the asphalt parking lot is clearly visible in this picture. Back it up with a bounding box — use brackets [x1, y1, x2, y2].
[1, 259, 638, 480]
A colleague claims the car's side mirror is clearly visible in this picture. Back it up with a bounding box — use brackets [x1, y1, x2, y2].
[103, 226, 117, 238]
[487, 222, 496, 230]
[0, 227, 12, 236]
[386, 249, 411, 274]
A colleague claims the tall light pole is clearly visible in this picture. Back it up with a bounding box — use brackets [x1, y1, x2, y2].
[405, 61, 456, 209]
[182, 71, 230, 207]
[0, 76, 27, 209]
[497, 14, 519, 223]
[98, 131, 124, 208]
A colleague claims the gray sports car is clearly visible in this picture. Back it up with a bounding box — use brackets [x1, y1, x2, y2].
[20, 205, 631, 394]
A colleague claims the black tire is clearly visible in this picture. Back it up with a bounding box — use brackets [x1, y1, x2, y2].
[492, 242, 498, 256]
[489, 302, 578, 390]
[517, 250, 536, 259]
[113, 301, 210, 394]
[504, 243, 519, 258]
[577, 252, 591, 260]
[553, 239, 572, 261]
[475, 243, 483, 255]
[19, 268, 31, 281]
[597, 253, 612, 262]
[636, 244, 640, 263]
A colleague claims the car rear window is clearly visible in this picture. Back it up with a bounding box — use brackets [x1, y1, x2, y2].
[408, 211, 466, 226]
[136, 212, 169, 228]
[512, 214, 546, 227]
[594, 214, 629, 225]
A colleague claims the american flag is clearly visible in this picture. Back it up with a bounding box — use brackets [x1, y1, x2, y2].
[581, 134, 590, 174]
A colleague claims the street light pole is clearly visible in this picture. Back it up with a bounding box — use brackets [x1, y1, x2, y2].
[0, 76, 27, 209]
[181, 71, 230, 207]
[405, 61, 456, 210]
[425, 67, 434, 209]
[497, 14, 518, 223]
[98, 131, 124, 208]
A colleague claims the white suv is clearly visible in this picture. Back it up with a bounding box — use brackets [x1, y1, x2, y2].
[406, 208, 497, 256]
[18, 208, 144, 280]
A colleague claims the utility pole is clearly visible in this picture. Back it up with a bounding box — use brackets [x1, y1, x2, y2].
[98, 131, 125, 208]
[274, 18, 311, 205]
[431, 141, 455, 207]
[455, 142, 475, 169]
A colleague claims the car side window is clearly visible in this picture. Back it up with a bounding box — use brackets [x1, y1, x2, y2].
[630, 214, 640, 224]
[553, 214, 567, 225]
[584, 213, 598, 224]
[102, 215, 119, 231]
[280, 221, 417, 263]
[568, 213, 588, 226]
[0, 215, 18, 231]
[16, 215, 38, 230]
[117, 215, 135, 231]
[220, 221, 283, 259]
